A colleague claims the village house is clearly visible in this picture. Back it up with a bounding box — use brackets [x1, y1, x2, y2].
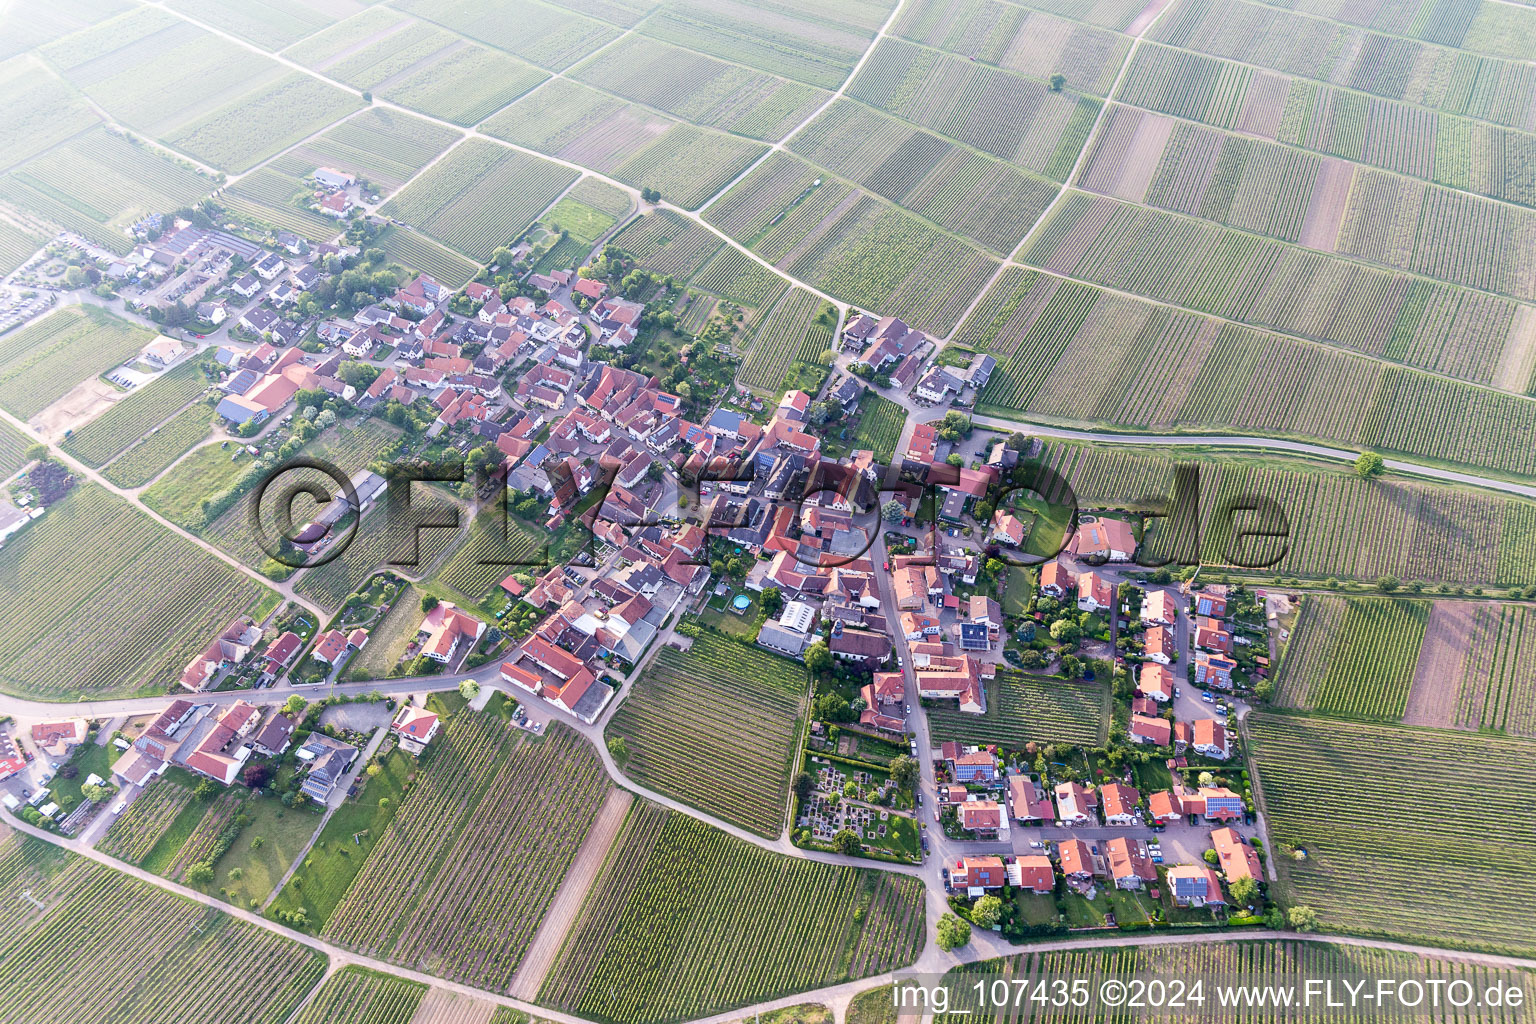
[296, 733, 358, 802]
[1143, 625, 1174, 664]
[951, 749, 997, 784]
[958, 799, 1003, 837]
[952, 855, 1005, 892]
[1012, 854, 1055, 894]
[1040, 561, 1072, 598]
[31, 720, 88, 759]
[1076, 571, 1113, 613]
[1103, 836, 1157, 889]
[180, 617, 262, 692]
[391, 705, 441, 755]
[1193, 719, 1231, 759]
[1129, 713, 1172, 746]
[184, 701, 260, 786]
[1068, 517, 1137, 562]
[1009, 776, 1055, 823]
[1196, 650, 1237, 689]
[1138, 662, 1175, 703]
[989, 510, 1026, 547]
[1141, 589, 1177, 626]
[1099, 781, 1140, 825]
[1054, 781, 1098, 825]
[418, 603, 485, 663]
[1211, 826, 1261, 881]
[1057, 837, 1097, 880]
[1168, 863, 1226, 906]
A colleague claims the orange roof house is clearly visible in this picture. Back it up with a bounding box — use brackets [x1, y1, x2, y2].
[1129, 713, 1172, 746]
[1069, 517, 1137, 562]
[1057, 838, 1094, 878]
[418, 603, 485, 663]
[1104, 837, 1157, 888]
[1099, 781, 1140, 824]
[1014, 854, 1055, 894]
[391, 705, 440, 754]
[953, 855, 1005, 890]
[1211, 826, 1262, 881]
[959, 800, 1002, 833]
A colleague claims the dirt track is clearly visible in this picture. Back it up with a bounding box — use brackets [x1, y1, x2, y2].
[1298, 158, 1355, 252]
[1402, 600, 1471, 728]
[410, 986, 496, 1024]
[509, 787, 634, 1000]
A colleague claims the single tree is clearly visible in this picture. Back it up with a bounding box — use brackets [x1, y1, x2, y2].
[1230, 876, 1260, 906]
[831, 828, 861, 855]
[889, 755, 919, 792]
[882, 499, 907, 524]
[1354, 451, 1384, 478]
[792, 771, 815, 801]
[936, 912, 972, 951]
[1203, 848, 1220, 865]
[1287, 905, 1319, 932]
[186, 863, 215, 885]
[608, 736, 629, 763]
[1049, 73, 1066, 92]
[805, 641, 832, 675]
[1376, 574, 1400, 592]
[458, 678, 480, 700]
[242, 763, 273, 789]
[972, 894, 1004, 929]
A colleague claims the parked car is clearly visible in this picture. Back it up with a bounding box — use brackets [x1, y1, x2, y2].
[1201, 691, 1215, 703]
[1029, 840, 1044, 849]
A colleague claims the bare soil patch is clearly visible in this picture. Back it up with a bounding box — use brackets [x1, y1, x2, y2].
[1493, 303, 1536, 393]
[1127, 0, 1175, 35]
[508, 787, 634, 1000]
[408, 987, 495, 1024]
[1403, 600, 1473, 728]
[1298, 158, 1355, 252]
[30, 377, 119, 441]
[1112, 113, 1174, 203]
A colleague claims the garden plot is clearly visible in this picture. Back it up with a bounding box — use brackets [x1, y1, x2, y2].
[894, 0, 1130, 97]
[0, 831, 324, 1023]
[100, 405, 217, 489]
[0, 305, 156, 420]
[606, 625, 807, 836]
[166, 73, 363, 174]
[1274, 596, 1428, 718]
[61, 358, 210, 468]
[1249, 712, 1536, 955]
[166, 0, 368, 50]
[570, 35, 829, 141]
[290, 966, 426, 1024]
[323, 718, 610, 993]
[539, 803, 926, 1023]
[381, 138, 578, 262]
[789, 99, 1057, 254]
[707, 152, 999, 334]
[483, 79, 764, 210]
[926, 670, 1108, 749]
[1078, 106, 1175, 203]
[1403, 600, 1476, 729]
[287, 107, 462, 193]
[638, 0, 878, 89]
[291, 12, 546, 126]
[43, 8, 282, 140]
[2, 129, 211, 253]
[0, 485, 272, 700]
[610, 210, 724, 279]
[848, 38, 1100, 181]
[393, 0, 621, 70]
[0, 55, 99, 174]
[737, 287, 832, 395]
